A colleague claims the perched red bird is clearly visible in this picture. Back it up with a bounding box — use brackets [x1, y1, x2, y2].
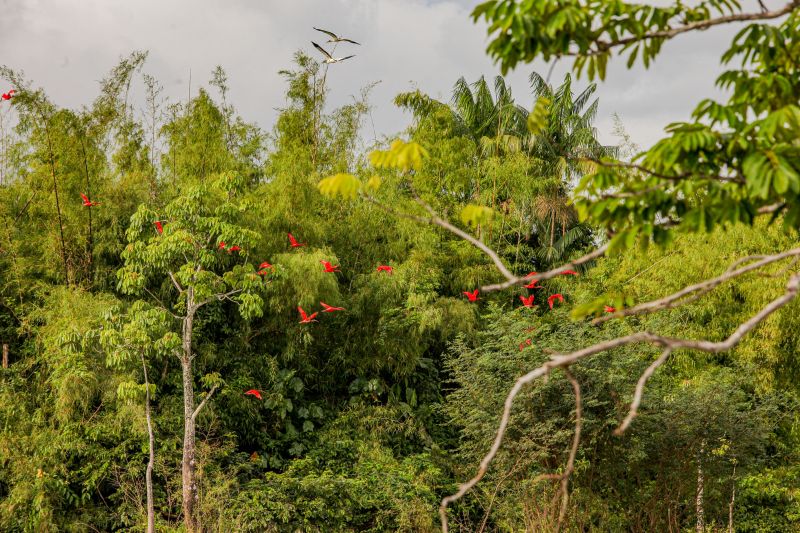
[548, 293, 564, 309]
[518, 338, 532, 350]
[520, 295, 535, 307]
[259, 261, 273, 269]
[244, 389, 263, 400]
[604, 305, 616, 313]
[228, 245, 241, 253]
[80, 193, 100, 207]
[298, 306, 318, 323]
[1, 89, 14, 100]
[218, 242, 227, 250]
[154, 221, 164, 234]
[320, 301, 345, 312]
[376, 265, 393, 274]
[320, 260, 340, 273]
[463, 289, 480, 302]
[561, 269, 579, 276]
[287, 232, 306, 248]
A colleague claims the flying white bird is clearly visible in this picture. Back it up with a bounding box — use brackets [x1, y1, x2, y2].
[313, 27, 360, 45]
[312, 42, 355, 64]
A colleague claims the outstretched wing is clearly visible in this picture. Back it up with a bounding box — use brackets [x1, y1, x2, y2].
[297, 306, 308, 321]
[313, 27, 339, 40]
[337, 55, 356, 62]
[340, 38, 360, 45]
[312, 41, 333, 60]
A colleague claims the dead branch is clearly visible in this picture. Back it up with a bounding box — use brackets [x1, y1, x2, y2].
[614, 348, 672, 435]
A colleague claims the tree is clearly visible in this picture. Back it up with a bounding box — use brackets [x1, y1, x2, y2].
[117, 173, 265, 532]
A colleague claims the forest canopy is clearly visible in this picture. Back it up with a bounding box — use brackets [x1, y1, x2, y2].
[1, 2, 800, 532]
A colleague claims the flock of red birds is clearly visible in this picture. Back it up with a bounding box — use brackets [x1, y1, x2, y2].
[73, 160, 616, 402]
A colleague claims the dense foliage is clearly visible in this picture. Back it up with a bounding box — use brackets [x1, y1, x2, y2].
[2, 2, 800, 531]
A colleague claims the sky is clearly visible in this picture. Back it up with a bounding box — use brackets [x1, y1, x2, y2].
[0, 0, 780, 149]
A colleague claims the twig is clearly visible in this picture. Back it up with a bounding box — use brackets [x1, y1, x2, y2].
[439, 273, 799, 532]
[191, 384, 219, 422]
[614, 348, 672, 435]
[555, 369, 582, 531]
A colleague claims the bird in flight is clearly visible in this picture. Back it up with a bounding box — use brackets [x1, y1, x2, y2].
[1, 89, 14, 101]
[244, 389, 263, 400]
[561, 269, 579, 276]
[154, 221, 164, 235]
[320, 260, 341, 273]
[312, 42, 355, 64]
[463, 290, 479, 302]
[298, 306, 318, 324]
[288, 232, 306, 248]
[218, 242, 227, 250]
[313, 27, 360, 45]
[604, 305, 616, 313]
[524, 279, 542, 289]
[259, 261, 273, 270]
[520, 295, 535, 307]
[228, 245, 241, 253]
[80, 193, 100, 207]
[376, 265, 393, 274]
[548, 293, 564, 309]
[320, 301, 345, 312]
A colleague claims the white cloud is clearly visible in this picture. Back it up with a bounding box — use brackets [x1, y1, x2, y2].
[0, 0, 780, 149]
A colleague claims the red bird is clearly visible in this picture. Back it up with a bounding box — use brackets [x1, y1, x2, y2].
[548, 293, 564, 309]
[287, 233, 306, 248]
[518, 338, 533, 350]
[604, 305, 616, 313]
[257, 270, 270, 276]
[218, 242, 227, 250]
[463, 290, 479, 302]
[376, 265, 393, 274]
[561, 269, 579, 276]
[228, 245, 241, 253]
[520, 295, 535, 307]
[244, 389, 263, 400]
[80, 193, 100, 207]
[298, 306, 318, 323]
[154, 221, 164, 234]
[259, 261, 273, 269]
[524, 279, 542, 289]
[320, 260, 340, 273]
[320, 301, 345, 312]
[1, 89, 14, 100]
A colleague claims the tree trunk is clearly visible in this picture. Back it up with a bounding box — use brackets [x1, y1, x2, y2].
[141, 354, 156, 533]
[696, 441, 706, 533]
[44, 123, 69, 285]
[2, 344, 8, 369]
[728, 464, 736, 533]
[181, 302, 198, 533]
[79, 137, 94, 285]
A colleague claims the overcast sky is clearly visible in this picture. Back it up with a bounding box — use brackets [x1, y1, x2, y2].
[0, 0, 780, 149]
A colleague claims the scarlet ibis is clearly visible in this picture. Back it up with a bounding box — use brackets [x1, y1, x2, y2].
[259, 262, 273, 269]
[520, 295, 535, 307]
[298, 306, 318, 323]
[604, 305, 616, 313]
[228, 245, 241, 253]
[376, 265, 393, 274]
[288, 233, 306, 248]
[463, 290, 479, 302]
[154, 221, 163, 234]
[321, 260, 340, 273]
[257, 270, 270, 276]
[320, 301, 345, 312]
[80, 193, 100, 207]
[314, 27, 360, 45]
[312, 41, 356, 63]
[524, 279, 542, 289]
[218, 242, 227, 250]
[244, 389, 263, 400]
[1, 89, 14, 100]
[561, 270, 579, 276]
[548, 293, 564, 309]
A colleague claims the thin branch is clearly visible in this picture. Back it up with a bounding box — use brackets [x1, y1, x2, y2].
[584, 157, 745, 184]
[143, 287, 182, 320]
[168, 271, 184, 293]
[614, 348, 672, 435]
[439, 273, 799, 532]
[191, 384, 219, 422]
[555, 369, 582, 531]
[596, 246, 800, 324]
[197, 288, 243, 309]
[576, 2, 798, 56]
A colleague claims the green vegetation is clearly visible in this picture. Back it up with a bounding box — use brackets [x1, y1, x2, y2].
[2, 2, 800, 531]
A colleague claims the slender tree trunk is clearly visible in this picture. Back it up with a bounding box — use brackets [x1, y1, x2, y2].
[728, 464, 736, 533]
[2, 344, 8, 369]
[181, 296, 198, 533]
[79, 137, 94, 285]
[696, 441, 706, 533]
[141, 353, 155, 533]
[44, 123, 69, 285]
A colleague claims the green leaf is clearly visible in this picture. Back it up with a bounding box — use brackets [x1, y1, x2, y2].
[317, 173, 361, 200]
[527, 96, 551, 136]
[460, 204, 494, 228]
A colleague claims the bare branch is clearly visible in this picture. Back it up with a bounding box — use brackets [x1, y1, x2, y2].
[614, 348, 672, 435]
[556, 369, 582, 530]
[576, 2, 798, 56]
[596, 247, 800, 324]
[196, 288, 243, 309]
[168, 271, 184, 293]
[439, 273, 799, 532]
[585, 157, 745, 184]
[191, 384, 219, 422]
